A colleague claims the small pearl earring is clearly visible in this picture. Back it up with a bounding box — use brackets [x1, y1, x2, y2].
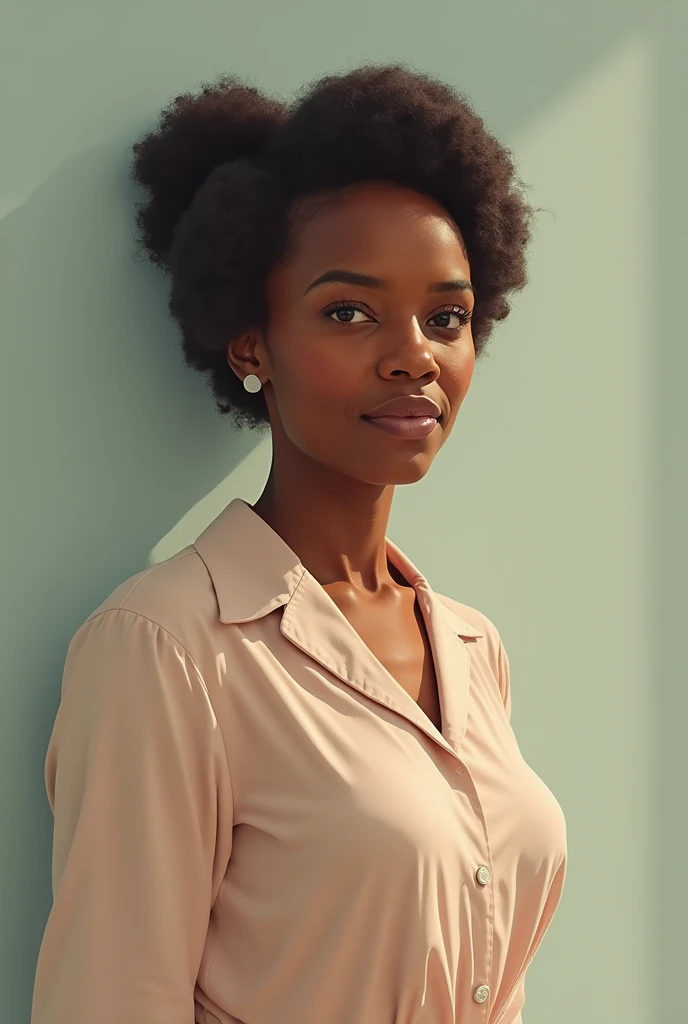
[243, 374, 263, 394]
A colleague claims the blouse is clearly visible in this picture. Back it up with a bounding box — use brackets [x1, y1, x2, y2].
[31, 497, 568, 1024]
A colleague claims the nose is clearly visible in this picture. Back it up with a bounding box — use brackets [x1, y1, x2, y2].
[377, 319, 440, 383]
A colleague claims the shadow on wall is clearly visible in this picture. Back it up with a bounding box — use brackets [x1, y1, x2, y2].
[0, 144, 259, 1009]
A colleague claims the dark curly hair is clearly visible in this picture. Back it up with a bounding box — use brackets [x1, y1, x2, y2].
[131, 63, 534, 430]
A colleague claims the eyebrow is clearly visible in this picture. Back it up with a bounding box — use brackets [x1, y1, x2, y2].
[303, 269, 474, 296]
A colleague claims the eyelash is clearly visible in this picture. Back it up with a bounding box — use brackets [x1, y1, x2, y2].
[320, 299, 473, 331]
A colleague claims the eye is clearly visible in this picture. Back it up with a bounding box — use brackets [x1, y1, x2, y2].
[429, 305, 473, 331]
[321, 300, 374, 324]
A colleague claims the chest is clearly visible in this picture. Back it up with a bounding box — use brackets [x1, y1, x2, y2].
[214, 609, 568, 927]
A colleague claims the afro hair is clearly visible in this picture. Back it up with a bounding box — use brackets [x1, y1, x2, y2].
[131, 63, 534, 429]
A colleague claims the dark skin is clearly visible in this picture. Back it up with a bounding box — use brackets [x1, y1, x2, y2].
[227, 181, 475, 731]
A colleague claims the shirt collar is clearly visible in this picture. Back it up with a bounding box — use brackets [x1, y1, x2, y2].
[193, 497, 483, 641]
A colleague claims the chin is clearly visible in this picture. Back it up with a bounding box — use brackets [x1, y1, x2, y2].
[360, 453, 435, 487]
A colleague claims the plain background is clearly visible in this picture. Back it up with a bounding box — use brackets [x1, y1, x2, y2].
[1, 2, 685, 1021]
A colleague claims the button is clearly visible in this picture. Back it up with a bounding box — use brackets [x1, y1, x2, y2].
[473, 984, 490, 1004]
[475, 865, 491, 886]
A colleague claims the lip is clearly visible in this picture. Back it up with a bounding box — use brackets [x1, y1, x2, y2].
[361, 395, 443, 441]
[363, 415, 439, 439]
[362, 395, 442, 419]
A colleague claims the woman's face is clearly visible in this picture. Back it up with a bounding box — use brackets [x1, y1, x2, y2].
[231, 180, 475, 487]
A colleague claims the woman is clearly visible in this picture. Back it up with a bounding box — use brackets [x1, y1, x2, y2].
[31, 63, 567, 1024]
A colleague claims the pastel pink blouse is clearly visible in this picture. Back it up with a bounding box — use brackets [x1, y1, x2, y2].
[31, 497, 567, 1024]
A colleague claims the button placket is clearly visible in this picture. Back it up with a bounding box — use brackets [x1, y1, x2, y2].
[449, 756, 491, 1013]
[473, 863, 491, 1007]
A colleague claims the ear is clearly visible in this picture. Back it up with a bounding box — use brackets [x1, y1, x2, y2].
[226, 329, 270, 386]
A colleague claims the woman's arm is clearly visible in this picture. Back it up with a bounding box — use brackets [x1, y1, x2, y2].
[31, 607, 233, 1024]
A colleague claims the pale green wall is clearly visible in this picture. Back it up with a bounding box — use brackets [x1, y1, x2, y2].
[2, 2, 684, 1021]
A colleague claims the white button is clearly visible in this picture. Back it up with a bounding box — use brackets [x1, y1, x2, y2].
[473, 984, 490, 1004]
[476, 865, 491, 886]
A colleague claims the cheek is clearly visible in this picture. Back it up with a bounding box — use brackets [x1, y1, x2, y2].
[440, 342, 475, 409]
[276, 338, 362, 411]
[267, 337, 366, 456]
[300, 361, 357, 402]
[273, 355, 362, 461]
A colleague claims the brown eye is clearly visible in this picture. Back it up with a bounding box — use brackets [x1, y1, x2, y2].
[429, 306, 473, 330]
[321, 300, 375, 324]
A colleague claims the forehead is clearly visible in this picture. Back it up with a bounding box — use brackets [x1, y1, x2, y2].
[284, 182, 469, 282]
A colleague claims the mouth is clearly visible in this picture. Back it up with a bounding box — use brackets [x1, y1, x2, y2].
[360, 394, 443, 439]
[360, 414, 440, 440]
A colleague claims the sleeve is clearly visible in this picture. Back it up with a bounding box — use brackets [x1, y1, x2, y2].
[507, 975, 525, 1022]
[495, 628, 513, 722]
[30, 608, 234, 1024]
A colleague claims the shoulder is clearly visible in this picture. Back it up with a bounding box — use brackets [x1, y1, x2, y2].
[53, 548, 230, 762]
[435, 592, 503, 647]
[77, 544, 221, 658]
[434, 592, 512, 717]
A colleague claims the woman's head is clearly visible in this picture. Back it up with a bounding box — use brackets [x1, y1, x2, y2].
[131, 64, 533, 487]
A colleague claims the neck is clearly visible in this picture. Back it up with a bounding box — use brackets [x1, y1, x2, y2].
[251, 456, 398, 594]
